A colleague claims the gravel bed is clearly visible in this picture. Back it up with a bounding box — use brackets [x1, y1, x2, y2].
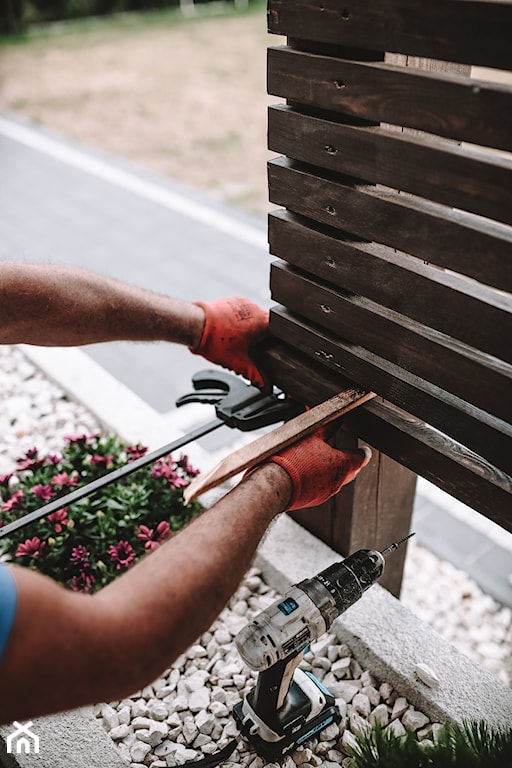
[1, 344, 511, 767]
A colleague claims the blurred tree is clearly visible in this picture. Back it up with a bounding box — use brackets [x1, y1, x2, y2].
[0, 0, 25, 33]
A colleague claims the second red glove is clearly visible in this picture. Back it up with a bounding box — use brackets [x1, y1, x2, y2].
[269, 431, 371, 511]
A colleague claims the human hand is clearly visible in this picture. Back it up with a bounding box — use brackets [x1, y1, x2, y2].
[190, 297, 269, 388]
[268, 430, 371, 510]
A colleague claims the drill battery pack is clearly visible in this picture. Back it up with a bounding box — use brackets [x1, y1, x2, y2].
[233, 670, 341, 762]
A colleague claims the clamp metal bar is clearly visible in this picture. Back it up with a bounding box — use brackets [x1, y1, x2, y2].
[0, 418, 223, 539]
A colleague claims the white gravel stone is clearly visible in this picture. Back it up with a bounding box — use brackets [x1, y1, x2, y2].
[414, 662, 441, 690]
[3, 347, 510, 768]
[109, 724, 131, 741]
[391, 696, 409, 720]
[353, 692, 371, 717]
[402, 708, 430, 732]
[369, 703, 389, 728]
[130, 741, 151, 762]
[188, 688, 210, 713]
[340, 728, 358, 755]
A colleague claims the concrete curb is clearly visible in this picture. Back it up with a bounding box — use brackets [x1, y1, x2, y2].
[0, 708, 126, 768]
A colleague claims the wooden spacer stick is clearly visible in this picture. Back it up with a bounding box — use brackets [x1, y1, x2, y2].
[184, 388, 376, 504]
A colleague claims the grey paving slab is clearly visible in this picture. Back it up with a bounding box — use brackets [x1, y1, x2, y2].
[0, 112, 270, 410]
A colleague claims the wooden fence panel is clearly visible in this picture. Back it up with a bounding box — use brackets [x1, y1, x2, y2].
[265, 0, 512, 594]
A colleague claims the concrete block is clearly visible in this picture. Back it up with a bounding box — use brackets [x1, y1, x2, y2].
[0, 707, 127, 768]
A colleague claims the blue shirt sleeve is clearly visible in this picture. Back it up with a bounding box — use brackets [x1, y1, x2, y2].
[0, 563, 17, 665]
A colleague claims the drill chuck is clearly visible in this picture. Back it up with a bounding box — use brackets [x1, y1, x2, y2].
[236, 548, 385, 672]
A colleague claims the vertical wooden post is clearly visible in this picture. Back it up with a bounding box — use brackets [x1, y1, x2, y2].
[290, 424, 417, 598]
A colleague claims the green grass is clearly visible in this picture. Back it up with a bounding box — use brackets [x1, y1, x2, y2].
[0, 0, 266, 47]
[350, 720, 512, 768]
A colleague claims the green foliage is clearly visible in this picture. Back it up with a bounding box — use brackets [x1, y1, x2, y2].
[349, 720, 512, 768]
[0, 0, 260, 36]
[0, 433, 202, 592]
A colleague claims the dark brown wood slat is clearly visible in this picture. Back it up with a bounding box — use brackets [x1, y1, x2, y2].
[267, 0, 512, 71]
[347, 401, 512, 531]
[268, 157, 512, 291]
[268, 307, 512, 476]
[268, 105, 512, 226]
[267, 47, 512, 153]
[271, 262, 512, 422]
[268, 211, 512, 364]
[261, 341, 511, 530]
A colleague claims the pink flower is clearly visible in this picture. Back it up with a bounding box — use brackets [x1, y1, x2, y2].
[65, 433, 98, 444]
[90, 454, 114, 467]
[0, 473, 13, 487]
[16, 449, 45, 472]
[70, 545, 90, 564]
[1, 489, 25, 513]
[150, 459, 188, 489]
[15, 537, 46, 558]
[47, 508, 69, 533]
[32, 484, 56, 502]
[150, 460, 168, 479]
[126, 444, 148, 461]
[48, 454, 62, 466]
[177, 454, 200, 478]
[71, 566, 96, 594]
[108, 541, 136, 570]
[51, 472, 79, 488]
[136, 521, 171, 551]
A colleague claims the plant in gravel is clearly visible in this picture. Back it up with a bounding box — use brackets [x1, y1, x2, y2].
[350, 719, 512, 767]
[0, 433, 202, 593]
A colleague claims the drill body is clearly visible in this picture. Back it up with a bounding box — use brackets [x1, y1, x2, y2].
[233, 544, 404, 760]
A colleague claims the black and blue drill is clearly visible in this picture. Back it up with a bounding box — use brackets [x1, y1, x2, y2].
[233, 535, 414, 761]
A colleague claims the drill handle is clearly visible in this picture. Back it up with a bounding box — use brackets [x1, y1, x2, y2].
[251, 651, 303, 714]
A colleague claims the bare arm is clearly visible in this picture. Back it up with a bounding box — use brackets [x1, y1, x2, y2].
[0, 463, 292, 724]
[0, 262, 205, 348]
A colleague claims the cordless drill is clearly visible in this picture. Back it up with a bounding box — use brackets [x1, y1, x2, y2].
[233, 535, 413, 761]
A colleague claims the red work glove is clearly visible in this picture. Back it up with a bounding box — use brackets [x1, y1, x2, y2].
[190, 297, 269, 388]
[269, 430, 372, 511]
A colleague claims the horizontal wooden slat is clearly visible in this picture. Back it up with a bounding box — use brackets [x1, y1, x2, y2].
[268, 105, 512, 226]
[271, 262, 512, 423]
[268, 211, 512, 365]
[267, 0, 512, 71]
[267, 47, 512, 153]
[269, 307, 512, 476]
[260, 340, 511, 530]
[268, 157, 512, 291]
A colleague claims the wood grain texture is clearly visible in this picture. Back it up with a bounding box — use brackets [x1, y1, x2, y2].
[271, 262, 512, 423]
[183, 389, 375, 504]
[267, 47, 512, 153]
[260, 341, 512, 530]
[268, 211, 512, 364]
[268, 105, 512, 226]
[268, 157, 512, 291]
[269, 308, 512, 477]
[267, 0, 512, 71]
[291, 433, 417, 598]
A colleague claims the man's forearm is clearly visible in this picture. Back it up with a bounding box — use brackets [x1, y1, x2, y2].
[0, 263, 204, 347]
[0, 463, 292, 722]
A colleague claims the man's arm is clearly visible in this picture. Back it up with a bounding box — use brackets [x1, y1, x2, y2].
[0, 463, 292, 724]
[0, 262, 204, 348]
[0, 262, 269, 386]
[0, 434, 369, 725]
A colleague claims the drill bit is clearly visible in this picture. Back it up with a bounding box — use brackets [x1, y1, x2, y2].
[381, 532, 415, 558]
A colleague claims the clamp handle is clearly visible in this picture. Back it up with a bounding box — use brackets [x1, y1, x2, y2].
[176, 370, 304, 432]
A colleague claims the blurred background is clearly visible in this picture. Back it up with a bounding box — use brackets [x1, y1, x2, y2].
[0, 0, 274, 216]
